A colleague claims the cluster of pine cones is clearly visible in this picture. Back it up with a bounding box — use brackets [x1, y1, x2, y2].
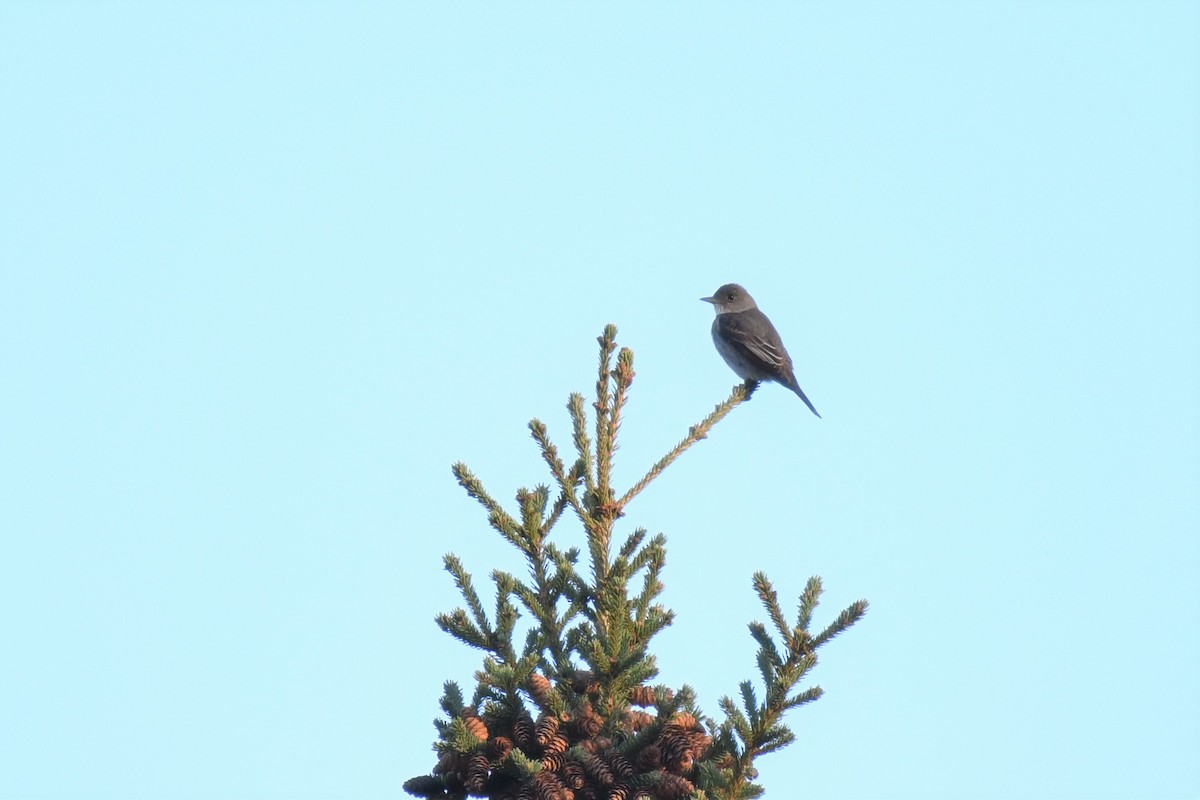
[405, 678, 713, 800]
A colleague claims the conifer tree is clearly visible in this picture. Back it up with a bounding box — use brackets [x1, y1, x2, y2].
[404, 325, 867, 800]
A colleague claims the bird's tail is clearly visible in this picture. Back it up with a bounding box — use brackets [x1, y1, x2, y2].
[792, 383, 821, 418]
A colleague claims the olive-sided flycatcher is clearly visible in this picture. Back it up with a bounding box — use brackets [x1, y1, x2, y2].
[701, 283, 820, 418]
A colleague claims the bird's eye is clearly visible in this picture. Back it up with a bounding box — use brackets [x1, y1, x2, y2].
[726, 292, 735, 300]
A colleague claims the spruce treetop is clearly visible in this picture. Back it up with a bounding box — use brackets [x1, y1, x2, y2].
[405, 325, 867, 800]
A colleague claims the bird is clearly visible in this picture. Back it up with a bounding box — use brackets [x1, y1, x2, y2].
[701, 283, 821, 417]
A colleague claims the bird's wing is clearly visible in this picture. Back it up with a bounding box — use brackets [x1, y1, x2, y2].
[717, 310, 792, 371]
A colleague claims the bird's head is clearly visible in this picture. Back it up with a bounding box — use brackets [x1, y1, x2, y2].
[701, 283, 757, 314]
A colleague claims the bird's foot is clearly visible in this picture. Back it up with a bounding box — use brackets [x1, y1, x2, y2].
[742, 379, 760, 399]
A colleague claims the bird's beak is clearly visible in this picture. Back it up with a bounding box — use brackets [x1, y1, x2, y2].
[700, 296, 716, 304]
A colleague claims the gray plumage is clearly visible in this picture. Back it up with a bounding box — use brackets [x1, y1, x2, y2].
[701, 283, 821, 418]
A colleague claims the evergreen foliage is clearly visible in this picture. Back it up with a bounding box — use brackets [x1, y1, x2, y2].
[404, 325, 868, 800]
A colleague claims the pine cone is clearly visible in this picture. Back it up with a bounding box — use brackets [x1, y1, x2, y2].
[512, 711, 536, 753]
[571, 704, 603, 739]
[535, 713, 561, 747]
[571, 670, 600, 695]
[463, 753, 489, 793]
[528, 672, 554, 710]
[634, 743, 662, 772]
[462, 714, 488, 743]
[625, 710, 654, 732]
[434, 751, 464, 777]
[488, 735, 514, 761]
[577, 736, 612, 754]
[581, 752, 614, 787]
[606, 752, 635, 780]
[685, 729, 712, 760]
[654, 773, 695, 800]
[558, 760, 586, 790]
[543, 733, 570, 755]
[401, 774, 447, 798]
[668, 711, 697, 730]
[628, 685, 655, 707]
[658, 725, 696, 773]
[532, 771, 570, 800]
[605, 785, 630, 800]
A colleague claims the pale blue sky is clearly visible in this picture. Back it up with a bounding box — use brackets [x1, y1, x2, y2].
[2, 2, 1198, 798]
